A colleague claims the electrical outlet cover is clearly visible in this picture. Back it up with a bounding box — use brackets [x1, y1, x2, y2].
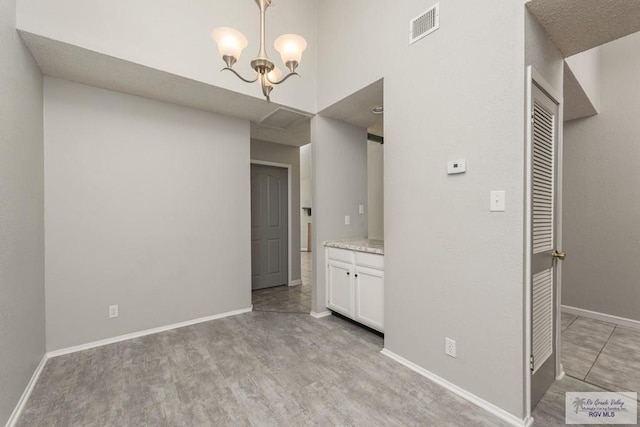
[445, 337, 457, 358]
[109, 305, 119, 318]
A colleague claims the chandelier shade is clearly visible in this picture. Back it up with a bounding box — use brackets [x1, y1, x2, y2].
[274, 34, 307, 71]
[265, 67, 283, 87]
[211, 27, 248, 62]
[211, 0, 306, 101]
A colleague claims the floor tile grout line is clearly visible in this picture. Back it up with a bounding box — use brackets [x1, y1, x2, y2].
[563, 314, 580, 333]
[565, 373, 640, 402]
[583, 324, 617, 381]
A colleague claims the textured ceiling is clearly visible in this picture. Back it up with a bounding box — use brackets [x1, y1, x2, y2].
[19, 31, 312, 147]
[527, 0, 640, 57]
[563, 61, 598, 121]
[318, 79, 384, 137]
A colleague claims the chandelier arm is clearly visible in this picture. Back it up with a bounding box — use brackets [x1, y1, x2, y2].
[221, 67, 258, 83]
[259, 75, 272, 102]
[265, 72, 301, 86]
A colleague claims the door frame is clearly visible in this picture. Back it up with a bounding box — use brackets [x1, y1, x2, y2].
[524, 66, 564, 418]
[250, 159, 295, 287]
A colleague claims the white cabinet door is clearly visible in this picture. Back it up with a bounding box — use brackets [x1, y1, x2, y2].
[327, 260, 353, 316]
[354, 266, 384, 332]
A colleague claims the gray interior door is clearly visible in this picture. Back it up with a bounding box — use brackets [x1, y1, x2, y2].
[530, 83, 561, 408]
[251, 164, 288, 290]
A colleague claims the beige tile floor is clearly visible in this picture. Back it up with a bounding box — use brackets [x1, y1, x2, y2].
[561, 312, 640, 400]
[252, 252, 312, 314]
[532, 375, 640, 425]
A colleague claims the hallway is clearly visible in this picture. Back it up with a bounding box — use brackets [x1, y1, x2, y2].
[251, 252, 312, 314]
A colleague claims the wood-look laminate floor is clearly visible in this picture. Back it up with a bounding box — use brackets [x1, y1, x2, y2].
[18, 308, 634, 426]
[19, 311, 515, 427]
[561, 312, 640, 400]
[252, 252, 312, 314]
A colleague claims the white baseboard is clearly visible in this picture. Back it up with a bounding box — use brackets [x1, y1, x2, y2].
[47, 307, 253, 358]
[380, 349, 528, 427]
[310, 311, 332, 319]
[289, 279, 302, 287]
[5, 354, 48, 427]
[301, 247, 308, 252]
[562, 305, 640, 330]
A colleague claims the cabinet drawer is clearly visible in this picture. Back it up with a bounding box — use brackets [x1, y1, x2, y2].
[355, 251, 384, 269]
[327, 247, 353, 263]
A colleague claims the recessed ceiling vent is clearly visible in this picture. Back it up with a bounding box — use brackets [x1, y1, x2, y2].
[258, 107, 312, 129]
[409, 3, 440, 45]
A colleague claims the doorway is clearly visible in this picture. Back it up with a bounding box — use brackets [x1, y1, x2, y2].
[526, 3, 640, 420]
[250, 159, 312, 313]
[250, 163, 289, 290]
[526, 69, 563, 410]
[555, 33, 640, 405]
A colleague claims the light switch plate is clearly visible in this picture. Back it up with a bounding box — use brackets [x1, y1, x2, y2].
[447, 159, 467, 175]
[359, 205, 365, 214]
[345, 215, 351, 225]
[490, 191, 506, 212]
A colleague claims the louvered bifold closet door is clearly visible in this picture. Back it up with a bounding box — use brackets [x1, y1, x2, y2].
[531, 97, 555, 373]
[532, 100, 555, 254]
[532, 268, 554, 373]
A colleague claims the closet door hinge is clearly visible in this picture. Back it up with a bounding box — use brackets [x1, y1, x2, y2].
[530, 355, 535, 371]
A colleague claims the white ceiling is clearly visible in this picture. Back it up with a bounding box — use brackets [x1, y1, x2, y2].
[319, 79, 384, 137]
[19, 31, 312, 147]
[527, 0, 640, 57]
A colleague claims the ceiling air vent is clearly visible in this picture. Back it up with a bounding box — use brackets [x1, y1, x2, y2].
[258, 107, 312, 130]
[409, 3, 440, 45]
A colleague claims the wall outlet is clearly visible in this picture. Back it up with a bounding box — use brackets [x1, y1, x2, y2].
[445, 337, 457, 358]
[345, 215, 351, 225]
[108, 305, 119, 319]
[359, 204, 365, 214]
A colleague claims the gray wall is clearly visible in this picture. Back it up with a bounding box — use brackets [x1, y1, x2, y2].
[299, 144, 312, 251]
[0, 0, 45, 422]
[563, 32, 640, 321]
[312, 116, 368, 313]
[250, 138, 301, 283]
[525, 11, 564, 92]
[367, 140, 384, 240]
[566, 48, 601, 112]
[316, 0, 533, 417]
[18, 0, 318, 113]
[44, 78, 252, 351]
[378, 1, 531, 418]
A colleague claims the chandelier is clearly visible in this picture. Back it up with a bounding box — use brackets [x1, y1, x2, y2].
[211, 0, 307, 102]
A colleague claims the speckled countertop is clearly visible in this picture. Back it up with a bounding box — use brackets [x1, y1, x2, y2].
[323, 238, 384, 255]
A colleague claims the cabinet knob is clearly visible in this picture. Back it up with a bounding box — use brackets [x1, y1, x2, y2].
[347, 272, 350, 275]
[355, 274, 358, 278]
